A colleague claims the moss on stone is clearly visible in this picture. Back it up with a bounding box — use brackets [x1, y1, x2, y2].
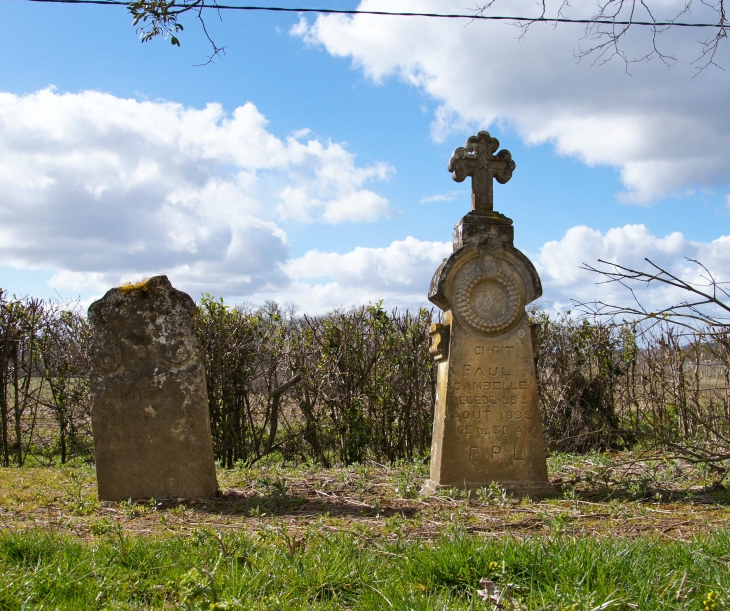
[118, 278, 152, 293]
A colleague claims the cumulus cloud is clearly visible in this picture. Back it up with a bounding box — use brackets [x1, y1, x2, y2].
[280, 236, 451, 312]
[239, 225, 729, 315]
[3, 91, 726, 316]
[0, 88, 394, 297]
[295, 0, 730, 203]
[533, 224, 730, 312]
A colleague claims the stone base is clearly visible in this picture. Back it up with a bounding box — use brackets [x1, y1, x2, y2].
[453, 211, 513, 250]
[421, 479, 559, 500]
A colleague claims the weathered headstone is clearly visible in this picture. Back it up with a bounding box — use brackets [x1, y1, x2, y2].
[88, 275, 218, 501]
[422, 132, 556, 498]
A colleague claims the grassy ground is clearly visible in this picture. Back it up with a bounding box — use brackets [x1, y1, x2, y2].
[1, 452, 729, 609]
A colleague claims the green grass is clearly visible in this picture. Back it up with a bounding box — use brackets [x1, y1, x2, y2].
[1, 527, 729, 610]
[2, 452, 730, 609]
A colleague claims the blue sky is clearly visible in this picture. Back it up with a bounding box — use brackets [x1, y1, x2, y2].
[0, 0, 728, 313]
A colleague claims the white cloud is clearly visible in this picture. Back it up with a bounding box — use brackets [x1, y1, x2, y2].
[419, 190, 463, 204]
[0, 88, 393, 297]
[277, 161, 393, 224]
[536, 225, 687, 289]
[533, 224, 730, 312]
[273, 137, 395, 223]
[4, 91, 726, 317]
[278, 236, 451, 312]
[43, 217, 730, 316]
[295, 0, 730, 203]
[255, 226, 730, 315]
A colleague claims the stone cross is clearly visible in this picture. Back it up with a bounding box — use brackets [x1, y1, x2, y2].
[448, 131, 515, 213]
[423, 132, 555, 499]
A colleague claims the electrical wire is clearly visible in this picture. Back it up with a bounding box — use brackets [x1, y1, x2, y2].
[15, 0, 730, 28]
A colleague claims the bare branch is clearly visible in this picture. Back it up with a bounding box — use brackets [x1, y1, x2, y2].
[575, 258, 730, 336]
[473, 0, 729, 71]
[193, 1, 227, 66]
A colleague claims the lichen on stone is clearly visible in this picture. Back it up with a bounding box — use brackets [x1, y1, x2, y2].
[119, 278, 153, 293]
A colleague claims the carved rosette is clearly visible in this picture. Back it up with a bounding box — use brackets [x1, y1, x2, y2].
[452, 258, 525, 336]
[90, 342, 122, 374]
[167, 340, 191, 365]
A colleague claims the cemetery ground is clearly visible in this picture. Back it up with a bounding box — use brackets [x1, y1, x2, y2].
[1, 452, 729, 610]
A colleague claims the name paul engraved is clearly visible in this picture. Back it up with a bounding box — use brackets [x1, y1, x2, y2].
[444, 342, 539, 437]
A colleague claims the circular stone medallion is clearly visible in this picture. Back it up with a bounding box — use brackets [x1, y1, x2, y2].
[90, 342, 122, 374]
[168, 340, 191, 364]
[453, 262, 524, 335]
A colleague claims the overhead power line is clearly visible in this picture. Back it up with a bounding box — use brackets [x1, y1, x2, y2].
[17, 0, 730, 28]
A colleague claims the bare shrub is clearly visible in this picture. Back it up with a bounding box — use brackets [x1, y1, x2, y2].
[194, 297, 297, 468]
[1, 279, 728, 476]
[1, 291, 48, 465]
[195, 299, 436, 466]
[286, 303, 436, 465]
[0, 292, 91, 465]
[533, 306, 730, 477]
[532, 310, 628, 453]
[37, 309, 93, 463]
[627, 324, 730, 466]
[574, 257, 730, 476]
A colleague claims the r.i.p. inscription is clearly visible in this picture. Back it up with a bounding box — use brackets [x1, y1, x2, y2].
[423, 132, 556, 498]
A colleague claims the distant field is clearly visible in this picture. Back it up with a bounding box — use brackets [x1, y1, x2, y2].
[1, 452, 729, 609]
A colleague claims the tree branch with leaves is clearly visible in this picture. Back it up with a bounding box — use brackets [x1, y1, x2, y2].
[128, 0, 226, 63]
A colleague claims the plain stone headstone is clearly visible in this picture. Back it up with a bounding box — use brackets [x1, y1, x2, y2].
[88, 275, 218, 501]
[422, 131, 556, 498]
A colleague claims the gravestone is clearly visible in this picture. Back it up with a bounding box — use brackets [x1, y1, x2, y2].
[422, 132, 556, 498]
[88, 275, 218, 501]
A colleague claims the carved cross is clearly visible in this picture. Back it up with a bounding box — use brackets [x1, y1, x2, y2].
[448, 131, 515, 213]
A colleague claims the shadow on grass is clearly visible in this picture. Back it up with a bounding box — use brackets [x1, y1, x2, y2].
[154, 490, 420, 519]
[553, 478, 730, 504]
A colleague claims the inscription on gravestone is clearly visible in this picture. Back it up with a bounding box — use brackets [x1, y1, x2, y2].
[422, 132, 556, 498]
[89, 275, 218, 501]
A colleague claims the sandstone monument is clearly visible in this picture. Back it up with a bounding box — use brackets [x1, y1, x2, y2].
[422, 131, 556, 498]
[88, 275, 218, 501]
